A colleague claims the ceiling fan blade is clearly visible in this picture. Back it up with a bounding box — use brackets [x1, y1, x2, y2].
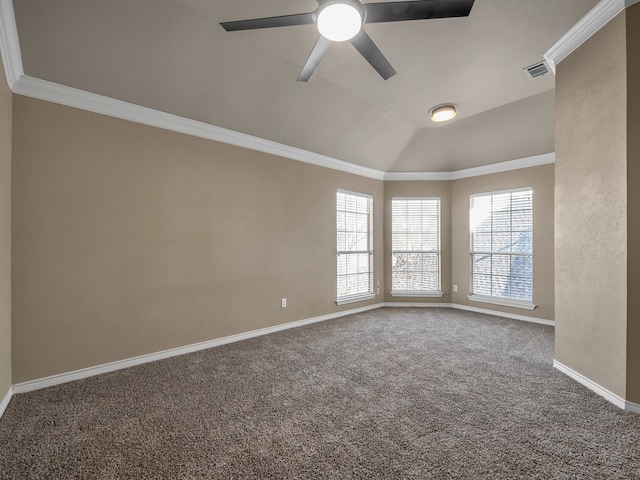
[297, 36, 332, 82]
[221, 12, 315, 32]
[350, 30, 396, 80]
[363, 0, 475, 24]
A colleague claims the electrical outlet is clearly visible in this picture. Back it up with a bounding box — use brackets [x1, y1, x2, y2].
[453, 285, 458, 292]
[281, 298, 287, 308]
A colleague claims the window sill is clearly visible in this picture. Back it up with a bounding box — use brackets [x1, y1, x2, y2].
[468, 294, 536, 311]
[390, 291, 444, 298]
[336, 294, 375, 306]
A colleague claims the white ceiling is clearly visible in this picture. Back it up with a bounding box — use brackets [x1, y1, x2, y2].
[12, 0, 600, 172]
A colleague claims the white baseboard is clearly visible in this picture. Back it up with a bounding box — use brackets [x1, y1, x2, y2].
[553, 360, 628, 410]
[384, 302, 452, 308]
[383, 301, 554, 326]
[7, 303, 639, 418]
[0, 385, 12, 420]
[13, 303, 383, 394]
[451, 303, 554, 326]
[626, 400, 640, 414]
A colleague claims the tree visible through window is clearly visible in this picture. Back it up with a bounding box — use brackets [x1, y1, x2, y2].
[337, 190, 373, 302]
[470, 188, 533, 303]
[391, 198, 441, 294]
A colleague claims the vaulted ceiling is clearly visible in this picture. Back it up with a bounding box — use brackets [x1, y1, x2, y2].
[12, 0, 599, 172]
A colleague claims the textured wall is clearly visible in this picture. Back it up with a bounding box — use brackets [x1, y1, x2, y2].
[0, 59, 11, 399]
[450, 165, 555, 321]
[626, 4, 640, 404]
[11, 96, 384, 383]
[555, 14, 628, 397]
[383, 181, 452, 304]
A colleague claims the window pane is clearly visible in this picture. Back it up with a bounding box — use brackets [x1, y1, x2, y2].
[491, 275, 509, 298]
[392, 233, 406, 251]
[473, 233, 491, 251]
[491, 255, 510, 276]
[391, 198, 441, 292]
[472, 254, 491, 275]
[337, 191, 373, 300]
[422, 272, 438, 291]
[512, 209, 532, 232]
[392, 271, 407, 290]
[407, 234, 422, 250]
[510, 255, 533, 278]
[492, 211, 510, 232]
[472, 274, 491, 296]
[511, 231, 532, 254]
[356, 233, 368, 251]
[423, 253, 438, 271]
[407, 271, 423, 290]
[357, 253, 370, 274]
[346, 254, 358, 274]
[421, 234, 438, 251]
[337, 255, 347, 276]
[470, 188, 533, 302]
[337, 276, 347, 298]
[345, 195, 357, 212]
[422, 216, 438, 232]
[492, 232, 511, 252]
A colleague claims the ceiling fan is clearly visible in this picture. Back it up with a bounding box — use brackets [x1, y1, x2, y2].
[221, 0, 476, 82]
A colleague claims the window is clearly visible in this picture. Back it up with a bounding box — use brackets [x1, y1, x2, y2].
[469, 187, 534, 309]
[336, 190, 374, 304]
[391, 197, 442, 296]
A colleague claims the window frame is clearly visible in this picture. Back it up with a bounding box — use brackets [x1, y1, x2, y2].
[468, 186, 536, 310]
[336, 189, 375, 305]
[390, 196, 443, 298]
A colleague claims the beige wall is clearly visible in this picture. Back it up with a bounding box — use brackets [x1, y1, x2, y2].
[0, 61, 11, 398]
[451, 165, 555, 321]
[626, 4, 640, 404]
[383, 181, 452, 304]
[11, 96, 384, 383]
[384, 166, 554, 319]
[555, 14, 628, 397]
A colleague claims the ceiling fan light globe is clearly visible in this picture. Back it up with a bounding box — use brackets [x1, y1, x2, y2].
[430, 105, 457, 122]
[317, 3, 362, 42]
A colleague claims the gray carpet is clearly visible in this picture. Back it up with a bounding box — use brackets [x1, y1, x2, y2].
[0, 307, 639, 479]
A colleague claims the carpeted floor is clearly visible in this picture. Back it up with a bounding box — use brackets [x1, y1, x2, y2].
[0, 307, 639, 479]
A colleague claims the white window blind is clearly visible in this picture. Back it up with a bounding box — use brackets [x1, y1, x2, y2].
[391, 198, 441, 294]
[470, 187, 533, 303]
[337, 190, 373, 302]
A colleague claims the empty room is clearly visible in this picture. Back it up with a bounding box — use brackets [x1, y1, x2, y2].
[0, 0, 639, 478]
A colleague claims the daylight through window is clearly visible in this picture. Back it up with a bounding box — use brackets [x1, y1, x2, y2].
[470, 187, 533, 304]
[391, 198, 441, 295]
[337, 190, 373, 303]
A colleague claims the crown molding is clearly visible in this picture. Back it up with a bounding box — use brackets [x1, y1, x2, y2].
[0, 0, 22, 87]
[545, 0, 640, 74]
[11, 75, 387, 181]
[9, 75, 556, 182]
[383, 153, 555, 181]
[383, 171, 453, 181]
[0, 0, 552, 181]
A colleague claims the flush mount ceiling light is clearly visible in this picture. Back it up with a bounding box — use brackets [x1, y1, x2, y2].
[317, 1, 363, 42]
[430, 105, 457, 123]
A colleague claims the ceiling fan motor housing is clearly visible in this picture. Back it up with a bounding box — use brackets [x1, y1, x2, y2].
[318, 0, 364, 14]
[316, 0, 365, 23]
[317, 0, 365, 42]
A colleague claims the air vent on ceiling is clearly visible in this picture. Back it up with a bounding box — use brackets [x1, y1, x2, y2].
[523, 60, 551, 79]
